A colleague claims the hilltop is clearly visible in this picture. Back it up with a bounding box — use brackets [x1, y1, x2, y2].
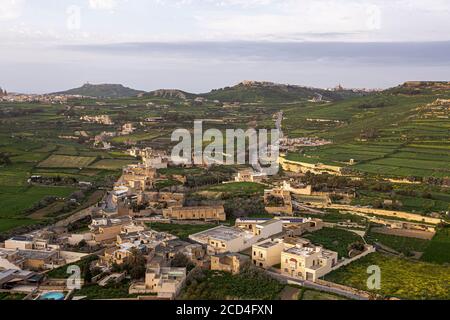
[144, 89, 197, 100]
[202, 81, 368, 103]
[53, 83, 146, 98]
[385, 81, 450, 95]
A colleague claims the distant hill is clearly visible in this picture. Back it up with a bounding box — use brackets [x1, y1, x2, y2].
[385, 81, 450, 95]
[202, 81, 366, 103]
[144, 89, 197, 100]
[53, 83, 145, 98]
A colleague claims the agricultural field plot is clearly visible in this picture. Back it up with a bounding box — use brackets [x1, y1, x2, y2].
[89, 159, 136, 170]
[0, 185, 76, 218]
[202, 182, 266, 196]
[0, 218, 37, 233]
[0, 185, 75, 233]
[286, 142, 402, 167]
[352, 163, 438, 178]
[180, 270, 285, 300]
[284, 152, 342, 167]
[282, 93, 450, 180]
[324, 253, 450, 300]
[300, 289, 348, 301]
[0, 163, 35, 186]
[147, 222, 214, 240]
[368, 158, 450, 171]
[38, 155, 96, 168]
[303, 227, 363, 258]
[421, 227, 450, 264]
[353, 189, 450, 214]
[365, 227, 430, 256]
[111, 132, 162, 143]
[10, 152, 50, 163]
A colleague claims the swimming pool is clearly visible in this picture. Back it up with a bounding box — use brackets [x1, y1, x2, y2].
[39, 292, 65, 301]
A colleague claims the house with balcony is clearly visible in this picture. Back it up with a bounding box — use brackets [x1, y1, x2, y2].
[281, 244, 338, 282]
[129, 267, 187, 300]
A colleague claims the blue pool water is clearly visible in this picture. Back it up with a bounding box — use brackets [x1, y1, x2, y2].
[39, 292, 65, 300]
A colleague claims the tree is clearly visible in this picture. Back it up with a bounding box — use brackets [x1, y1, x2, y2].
[84, 266, 93, 284]
[0, 152, 11, 166]
[171, 253, 194, 269]
[348, 242, 365, 253]
[124, 248, 147, 280]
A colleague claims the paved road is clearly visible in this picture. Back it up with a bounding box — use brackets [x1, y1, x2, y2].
[267, 270, 370, 301]
[292, 201, 324, 214]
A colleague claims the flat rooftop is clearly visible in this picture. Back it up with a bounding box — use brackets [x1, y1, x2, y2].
[285, 246, 317, 257]
[170, 206, 222, 211]
[191, 226, 246, 242]
[255, 239, 282, 249]
[16, 249, 57, 260]
[257, 220, 280, 227]
[8, 236, 32, 242]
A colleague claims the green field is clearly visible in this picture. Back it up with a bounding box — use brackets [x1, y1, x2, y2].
[181, 269, 285, 300]
[38, 155, 96, 168]
[89, 159, 136, 170]
[111, 132, 161, 143]
[0, 185, 76, 218]
[325, 253, 450, 300]
[74, 281, 142, 300]
[0, 218, 38, 233]
[300, 289, 348, 300]
[147, 222, 214, 240]
[421, 227, 450, 264]
[303, 227, 363, 258]
[203, 182, 266, 196]
[47, 255, 98, 279]
[365, 228, 430, 255]
[0, 292, 27, 300]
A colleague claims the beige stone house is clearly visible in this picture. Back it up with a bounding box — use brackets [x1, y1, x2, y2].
[264, 188, 293, 215]
[162, 205, 226, 222]
[210, 253, 249, 274]
[281, 245, 338, 282]
[130, 267, 186, 300]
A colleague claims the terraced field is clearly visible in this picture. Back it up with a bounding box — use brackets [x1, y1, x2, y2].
[283, 92, 450, 179]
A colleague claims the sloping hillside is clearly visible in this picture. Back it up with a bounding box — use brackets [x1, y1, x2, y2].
[53, 83, 145, 98]
[144, 89, 197, 100]
[203, 81, 366, 103]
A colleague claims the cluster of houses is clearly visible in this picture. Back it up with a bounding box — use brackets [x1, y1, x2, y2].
[0, 93, 76, 104]
[279, 137, 332, 152]
[0, 147, 379, 300]
[80, 115, 114, 125]
[0, 199, 337, 299]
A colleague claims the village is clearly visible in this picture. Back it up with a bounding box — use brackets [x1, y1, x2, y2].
[3, 136, 444, 301]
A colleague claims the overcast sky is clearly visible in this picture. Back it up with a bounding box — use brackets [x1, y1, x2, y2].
[1, 0, 449, 93]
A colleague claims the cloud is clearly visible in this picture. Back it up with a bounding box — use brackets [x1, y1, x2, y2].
[61, 41, 450, 67]
[195, 1, 382, 41]
[0, 0, 25, 21]
[88, 0, 119, 11]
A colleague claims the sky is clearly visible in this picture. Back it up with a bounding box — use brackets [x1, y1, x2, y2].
[0, 0, 449, 93]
